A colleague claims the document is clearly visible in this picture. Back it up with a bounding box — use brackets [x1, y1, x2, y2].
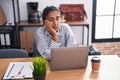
[3, 62, 33, 79]
[0, 34, 5, 46]
[5, 34, 10, 46]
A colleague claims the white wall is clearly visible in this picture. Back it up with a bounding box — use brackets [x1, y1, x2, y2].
[0, 0, 93, 45]
[18, 0, 84, 21]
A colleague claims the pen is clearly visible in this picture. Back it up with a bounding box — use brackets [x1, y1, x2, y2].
[7, 64, 15, 77]
[18, 65, 24, 75]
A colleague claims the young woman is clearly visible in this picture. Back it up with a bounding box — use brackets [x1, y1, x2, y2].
[35, 6, 76, 59]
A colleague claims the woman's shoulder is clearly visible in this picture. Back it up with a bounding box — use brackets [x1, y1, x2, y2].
[60, 22, 69, 27]
[60, 23, 71, 30]
[37, 27, 46, 33]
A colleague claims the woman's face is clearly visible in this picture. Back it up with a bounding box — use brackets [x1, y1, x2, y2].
[46, 10, 60, 31]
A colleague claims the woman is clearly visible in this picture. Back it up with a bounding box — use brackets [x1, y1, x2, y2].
[35, 6, 76, 59]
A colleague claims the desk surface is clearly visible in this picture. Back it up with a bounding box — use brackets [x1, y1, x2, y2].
[0, 55, 120, 80]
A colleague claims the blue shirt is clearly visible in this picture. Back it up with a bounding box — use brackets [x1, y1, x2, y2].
[35, 23, 76, 59]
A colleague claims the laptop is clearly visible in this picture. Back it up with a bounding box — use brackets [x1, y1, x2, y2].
[49, 46, 89, 71]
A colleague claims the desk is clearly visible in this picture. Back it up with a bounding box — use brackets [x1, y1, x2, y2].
[18, 21, 89, 45]
[1, 55, 120, 80]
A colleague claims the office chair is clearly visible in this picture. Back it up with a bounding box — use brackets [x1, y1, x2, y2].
[33, 41, 41, 57]
[0, 49, 29, 58]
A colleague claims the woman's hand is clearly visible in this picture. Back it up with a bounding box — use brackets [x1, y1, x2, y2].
[45, 20, 59, 42]
[45, 20, 57, 36]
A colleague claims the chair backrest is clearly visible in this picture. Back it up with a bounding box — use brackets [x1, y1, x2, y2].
[0, 49, 29, 58]
[33, 41, 41, 57]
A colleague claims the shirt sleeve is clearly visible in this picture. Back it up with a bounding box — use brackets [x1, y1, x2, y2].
[50, 40, 60, 48]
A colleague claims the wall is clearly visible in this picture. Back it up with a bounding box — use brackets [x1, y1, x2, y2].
[0, 0, 93, 45]
[92, 42, 120, 57]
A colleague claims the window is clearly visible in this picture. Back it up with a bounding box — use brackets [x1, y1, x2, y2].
[92, 0, 120, 42]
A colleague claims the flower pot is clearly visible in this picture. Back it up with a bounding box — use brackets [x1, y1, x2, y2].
[33, 72, 46, 80]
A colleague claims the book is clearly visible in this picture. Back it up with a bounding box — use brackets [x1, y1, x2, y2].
[3, 62, 33, 79]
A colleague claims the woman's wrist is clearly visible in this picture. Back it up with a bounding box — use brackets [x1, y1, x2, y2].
[52, 35, 59, 43]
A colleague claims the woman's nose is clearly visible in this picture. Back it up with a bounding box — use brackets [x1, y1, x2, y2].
[53, 19, 58, 25]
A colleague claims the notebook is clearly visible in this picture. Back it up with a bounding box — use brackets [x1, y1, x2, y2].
[49, 46, 89, 71]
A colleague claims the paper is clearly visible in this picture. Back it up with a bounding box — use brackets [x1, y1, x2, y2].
[3, 62, 33, 79]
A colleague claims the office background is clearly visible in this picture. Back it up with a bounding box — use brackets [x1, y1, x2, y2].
[0, 0, 120, 56]
[0, 0, 92, 45]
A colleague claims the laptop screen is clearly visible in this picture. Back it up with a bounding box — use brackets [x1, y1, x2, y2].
[49, 46, 89, 71]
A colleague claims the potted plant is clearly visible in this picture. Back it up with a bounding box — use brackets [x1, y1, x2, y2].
[32, 56, 47, 80]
